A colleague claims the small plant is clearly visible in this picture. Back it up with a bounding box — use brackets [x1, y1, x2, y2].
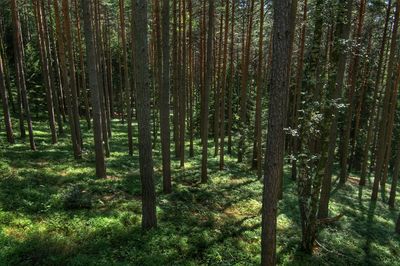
[63, 185, 92, 210]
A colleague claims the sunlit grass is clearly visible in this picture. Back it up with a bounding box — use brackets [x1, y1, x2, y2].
[0, 119, 399, 265]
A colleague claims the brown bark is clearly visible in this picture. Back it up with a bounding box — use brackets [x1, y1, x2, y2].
[201, 0, 214, 183]
[133, 0, 157, 230]
[11, 0, 36, 150]
[261, 0, 292, 264]
[219, 0, 230, 170]
[237, 0, 255, 163]
[371, 1, 399, 201]
[0, 45, 14, 144]
[33, 0, 57, 144]
[81, 0, 106, 179]
[339, 0, 366, 183]
[227, 0, 235, 155]
[160, 0, 172, 193]
[359, 0, 392, 186]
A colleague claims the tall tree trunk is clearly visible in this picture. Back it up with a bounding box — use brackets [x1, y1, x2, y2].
[318, 0, 354, 219]
[188, 0, 194, 158]
[339, 0, 366, 183]
[237, 0, 255, 163]
[291, 0, 308, 181]
[219, 0, 230, 170]
[261, 0, 291, 264]
[33, 0, 57, 144]
[371, 0, 399, 201]
[227, 0, 235, 155]
[252, 0, 265, 178]
[119, 0, 133, 156]
[133, 0, 157, 230]
[74, 0, 91, 130]
[0, 46, 14, 144]
[81, 0, 106, 179]
[359, 0, 392, 186]
[201, 0, 214, 183]
[59, 0, 82, 158]
[160, 0, 172, 193]
[11, 0, 36, 150]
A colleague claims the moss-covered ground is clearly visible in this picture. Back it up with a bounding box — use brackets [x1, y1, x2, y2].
[0, 120, 399, 265]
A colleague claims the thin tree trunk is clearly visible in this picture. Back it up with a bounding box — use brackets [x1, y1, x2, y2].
[237, 0, 255, 163]
[201, 0, 214, 183]
[133, 0, 157, 230]
[81, 0, 106, 179]
[33, 0, 57, 144]
[261, 0, 291, 264]
[371, 1, 399, 201]
[11, 0, 35, 150]
[160, 0, 172, 193]
[359, 0, 391, 186]
[0, 46, 14, 144]
[227, 0, 235, 155]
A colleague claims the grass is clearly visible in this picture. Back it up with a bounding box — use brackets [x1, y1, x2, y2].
[0, 119, 399, 265]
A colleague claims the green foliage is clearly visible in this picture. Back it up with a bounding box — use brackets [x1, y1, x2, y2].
[0, 121, 399, 265]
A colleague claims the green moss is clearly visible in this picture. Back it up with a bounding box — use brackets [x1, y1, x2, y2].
[0, 120, 399, 265]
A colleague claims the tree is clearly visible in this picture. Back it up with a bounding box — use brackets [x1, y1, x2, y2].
[201, 0, 214, 183]
[133, 0, 157, 229]
[261, 0, 292, 264]
[33, 0, 57, 144]
[11, 0, 36, 150]
[81, 0, 106, 179]
[252, 0, 265, 178]
[371, 0, 399, 201]
[318, 0, 354, 219]
[160, 0, 172, 193]
[237, 0, 255, 163]
[0, 46, 14, 144]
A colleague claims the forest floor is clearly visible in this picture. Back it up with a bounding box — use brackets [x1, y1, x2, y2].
[0, 120, 399, 265]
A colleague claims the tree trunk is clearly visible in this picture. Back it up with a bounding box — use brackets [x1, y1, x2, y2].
[33, 0, 57, 144]
[261, 0, 291, 264]
[252, 0, 265, 178]
[339, 0, 365, 183]
[133, 0, 157, 230]
[237, 0, 255, 163]
[0, 46, 14, 144]
[81, 0, 106, 179]
[201, 0, 214, 183]
[227, 0, 235, 155]
[160, 0, 172, 193]
[219, 0, 230, 170]
[371, 1, 399, 201]
[318, 0, 353, 219]
[11, 0, 36, 150]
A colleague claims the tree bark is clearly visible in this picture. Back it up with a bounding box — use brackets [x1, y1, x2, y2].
[160, 0, 172, 193]
[133, 0, 157, 230]
[82, 0, 106, 179]
[11, 0, 36, 150]
[0, 45, 14, 144]
[261, 0, 291, 264]
[201, 0, 214, 183]
[371, 0, 399, 201]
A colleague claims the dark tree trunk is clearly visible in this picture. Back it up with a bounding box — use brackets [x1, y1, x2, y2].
[371, 1, 399, 201]
[160, 0, 172, 193]
[261, 0, 291, 264]
[133, 0, 157, 230]
[0, 47, 14, 144]
[318, 0, 354, 219]
[81, 0, 106, 179]
[201, 0, 214, 183]
[11, 0, 36, 150]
